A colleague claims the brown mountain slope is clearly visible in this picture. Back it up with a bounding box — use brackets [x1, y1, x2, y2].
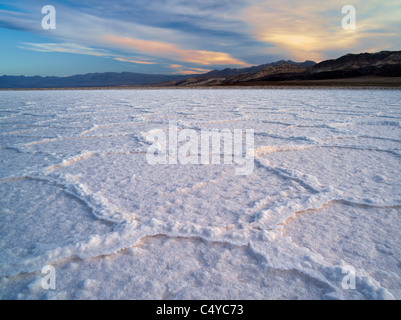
[163, 51, 401, 87]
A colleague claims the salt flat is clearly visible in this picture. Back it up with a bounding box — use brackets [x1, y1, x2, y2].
[0, 88, 400, 300]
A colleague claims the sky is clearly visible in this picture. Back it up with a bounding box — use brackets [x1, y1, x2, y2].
[0, 0, 400, 76]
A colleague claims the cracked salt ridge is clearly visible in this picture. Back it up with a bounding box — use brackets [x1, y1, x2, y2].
[256, 143, 401, 159]
[0, 161, 333, 284]
[246, 156, 343, 231]
[45, 148, 148, 171]
[1, 202, 396, 300]
[1, 215, 251, 278]
[12, 235, 330, 300]
[22, 168, 390, 288]
[79, 121, 142, 136]
[241, 169, 396, 299]
[0, 171, 251, 277]
[24, 133, 138, 147]
[282, 199, 401, 299]
[28, 161, 391, 299]
[45, 151, 278, 229]
[246, 151, 397, 299]
[0, 176, 113, 277]
[262, 146, 401, 207]
[6, 197, 383, 300]
[249, 236, 395, 300]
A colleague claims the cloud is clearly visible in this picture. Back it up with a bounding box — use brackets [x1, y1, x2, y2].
[0, 7, 38, 31]
[18, 42, 160, 67]
[18, 42, 111, 57]
[2, 0, 400, 74]
[104, 34, 251, 66]
[2, 1, 253, 69]
[113, 57, 156, 65]
[241, 0, 401, 61]
[171, 66, 212, 74]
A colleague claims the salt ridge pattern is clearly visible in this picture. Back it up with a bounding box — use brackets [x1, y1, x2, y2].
[0, 89, 400, 300]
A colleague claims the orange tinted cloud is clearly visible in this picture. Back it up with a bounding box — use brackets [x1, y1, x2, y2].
[113, 57, 156, 65]
[242, 0, 350, 61]
[173, 67, 212, 75]
[242, 0, 401, 61]
[104, 35, 251, 66]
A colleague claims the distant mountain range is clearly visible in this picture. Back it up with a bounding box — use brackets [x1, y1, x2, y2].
[0, 72, 195, 89]
[1, 51, 400, 89]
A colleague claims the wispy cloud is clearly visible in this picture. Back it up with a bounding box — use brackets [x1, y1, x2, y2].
[241, 0, 401, 61]
[1, 1, 253, 72]
[19, 41, 161, 67]
[170, 65, 212, 74]
[104, 34, 251, 66]
[113, 57, 156, 65]
[18, 42, 111, 57]
[1, 0, 400, 75]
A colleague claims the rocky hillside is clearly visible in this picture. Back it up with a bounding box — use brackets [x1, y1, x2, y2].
[167, 61, 315, 86]
[165, 51, 401, 86]
[305, 51, 401, 79]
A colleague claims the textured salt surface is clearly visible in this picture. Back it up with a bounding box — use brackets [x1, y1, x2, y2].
[0, 89, 400, 300]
